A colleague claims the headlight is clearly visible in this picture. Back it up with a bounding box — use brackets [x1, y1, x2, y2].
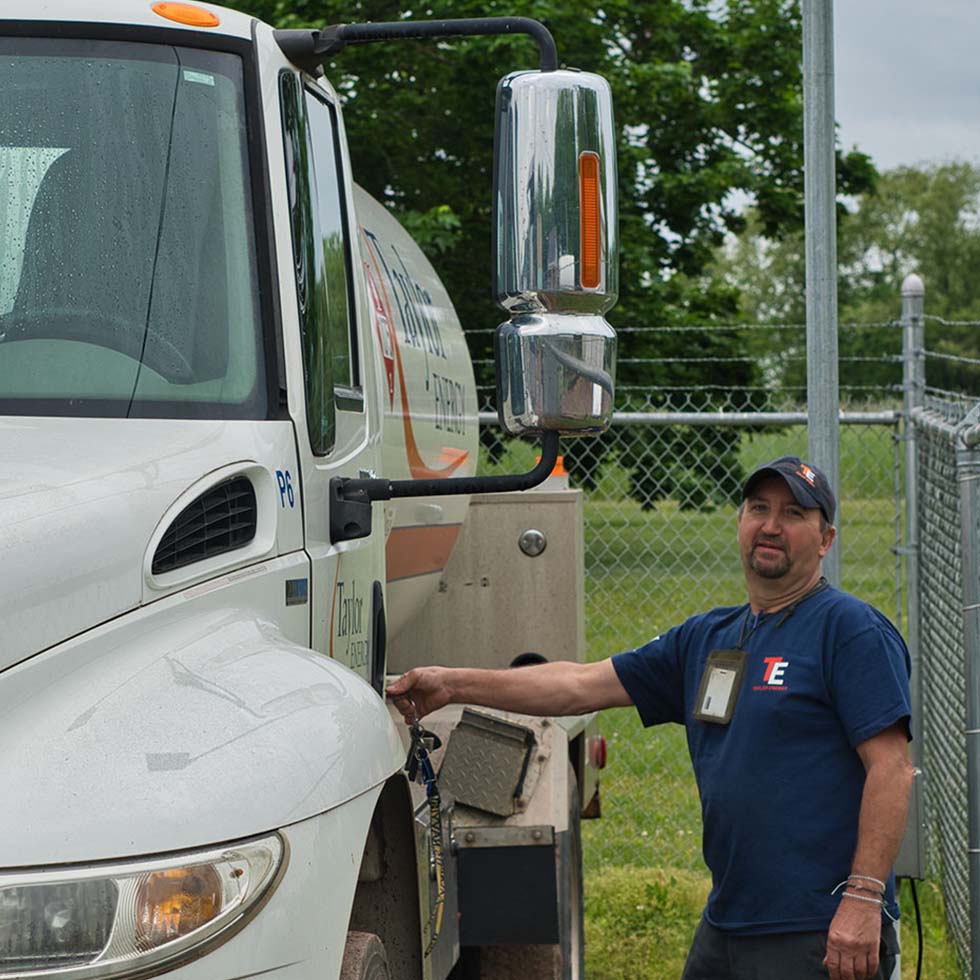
[0, 834, 284, 979]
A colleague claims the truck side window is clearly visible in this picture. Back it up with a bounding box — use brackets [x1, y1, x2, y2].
[280, 72, 360, 456]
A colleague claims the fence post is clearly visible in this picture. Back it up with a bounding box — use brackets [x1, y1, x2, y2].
[802, 0, 840, 586]
[957, 408, 980, 980]
[902, 275, 925, 783]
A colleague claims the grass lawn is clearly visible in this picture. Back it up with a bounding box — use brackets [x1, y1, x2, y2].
[582, 865, 961, 979]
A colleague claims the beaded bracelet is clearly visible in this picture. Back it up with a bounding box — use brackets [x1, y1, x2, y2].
[848, 873, 886, 893]
[832, 879, 883, 896]
[847, 884, 886, 897]
[842, 891, 884, 908]
[831, 881, 898, 922]
[841, 891, 899, 923]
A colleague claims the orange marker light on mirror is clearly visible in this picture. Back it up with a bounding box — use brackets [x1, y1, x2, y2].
[579, 151, 601, 290]
[152, 2, 220, 27]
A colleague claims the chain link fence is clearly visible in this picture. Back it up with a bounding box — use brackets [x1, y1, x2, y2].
[477, 318, 906, 879]
[480, 407, 903, 876]
[915, 400, 971, 971]
[580, 412, 903, 877]
[475, 303, 980, 973]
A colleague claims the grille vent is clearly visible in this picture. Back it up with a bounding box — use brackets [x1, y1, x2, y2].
[152, 477, 257, 575]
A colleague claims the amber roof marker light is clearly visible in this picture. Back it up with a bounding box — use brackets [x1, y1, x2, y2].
[152, 2, 220, 27]
[579, 151, 602, 290]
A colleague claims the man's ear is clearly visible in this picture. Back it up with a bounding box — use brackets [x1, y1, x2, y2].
[819, 525, 837, 557]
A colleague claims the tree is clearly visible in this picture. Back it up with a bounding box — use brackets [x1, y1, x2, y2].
[714, 161, 980, 400]
[229, 0, 875, 506]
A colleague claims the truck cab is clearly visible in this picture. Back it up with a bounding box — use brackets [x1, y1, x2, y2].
[0, 5, 617, 979]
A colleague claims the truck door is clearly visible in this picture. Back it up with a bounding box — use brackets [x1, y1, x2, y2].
[279, 70, 383, 689]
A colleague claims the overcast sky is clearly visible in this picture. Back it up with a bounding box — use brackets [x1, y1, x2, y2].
[835, 0, 979, 170]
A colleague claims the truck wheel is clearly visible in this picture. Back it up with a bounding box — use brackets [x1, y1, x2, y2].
[340, 931, 391, 980]
[459, 766, 584, 980]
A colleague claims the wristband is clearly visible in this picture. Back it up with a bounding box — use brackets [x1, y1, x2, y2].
[848, 873, 886, 893]
[831, 882, 898, 923]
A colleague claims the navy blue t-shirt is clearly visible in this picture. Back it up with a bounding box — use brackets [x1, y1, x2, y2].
[612, 585, 911, 935]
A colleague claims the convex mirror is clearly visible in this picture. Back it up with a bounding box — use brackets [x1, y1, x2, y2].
[493, 68, 618, 436]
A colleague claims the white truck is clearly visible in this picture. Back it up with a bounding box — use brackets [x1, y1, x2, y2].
[0, 4, 619, 979]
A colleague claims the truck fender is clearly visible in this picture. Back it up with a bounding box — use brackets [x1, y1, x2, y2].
[0, 600, 405, 865]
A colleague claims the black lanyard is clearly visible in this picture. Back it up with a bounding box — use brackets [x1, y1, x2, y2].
[736, 610, 764, 650]
[736, 577, 830, 650]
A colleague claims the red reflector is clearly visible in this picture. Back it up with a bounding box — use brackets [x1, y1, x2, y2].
[589, 734, 607, 770]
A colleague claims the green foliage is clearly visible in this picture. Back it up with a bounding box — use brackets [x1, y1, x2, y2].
[230, 0, 868, 336]
[846, 161, 980, 394]
[844, 162, 980, 318]
[397, 204, 462, 256]
[714, 160, 980, 398]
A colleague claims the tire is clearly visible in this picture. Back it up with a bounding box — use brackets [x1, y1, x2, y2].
[459, 766, 584, 980]
[339, 931, 391, 980]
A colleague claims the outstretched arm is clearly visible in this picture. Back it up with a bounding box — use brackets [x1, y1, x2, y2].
[823, 721, 914, 980]
[386, 658, 633, 723]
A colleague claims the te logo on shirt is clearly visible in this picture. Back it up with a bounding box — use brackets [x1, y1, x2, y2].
[752, 656, 790, 691]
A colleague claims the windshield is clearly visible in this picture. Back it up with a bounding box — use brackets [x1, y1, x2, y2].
[0, 39, 266, 418]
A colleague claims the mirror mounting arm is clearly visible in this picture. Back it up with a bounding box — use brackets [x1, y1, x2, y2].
[275, 17, 559, 75]
[329, 431, 559, 543]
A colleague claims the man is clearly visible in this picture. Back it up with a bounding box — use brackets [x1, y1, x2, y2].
[388, 456, 914, 980]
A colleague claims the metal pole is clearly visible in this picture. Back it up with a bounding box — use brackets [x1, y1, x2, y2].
[803, 0, 840, 585]
[902, 274, 925, 782]
[892, 424, 903, 632]
[956, 418, 980, 980]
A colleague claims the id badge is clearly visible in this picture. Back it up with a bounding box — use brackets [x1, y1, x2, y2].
[692, 649, 747, 724]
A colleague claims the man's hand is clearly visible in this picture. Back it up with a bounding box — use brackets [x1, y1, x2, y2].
[823, 898, 882, 980]
[387, 667, 452, 724]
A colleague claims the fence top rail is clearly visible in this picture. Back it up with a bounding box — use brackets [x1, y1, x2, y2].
[608, 411, 901, 427]
[477, 411, 901, 427]
[464, 320, 900, 335]
[911, 405, 970, 440]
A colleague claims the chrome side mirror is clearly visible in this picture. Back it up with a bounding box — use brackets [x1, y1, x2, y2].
[493, 69, 618, 436]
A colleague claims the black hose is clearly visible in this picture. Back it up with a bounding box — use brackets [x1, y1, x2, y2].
[910, 878, 923, 980]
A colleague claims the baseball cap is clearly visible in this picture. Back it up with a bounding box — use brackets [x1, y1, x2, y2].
[741, 456, 836, 524]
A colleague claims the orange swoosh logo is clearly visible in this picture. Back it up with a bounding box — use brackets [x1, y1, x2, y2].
[360, 227, 470, 480]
